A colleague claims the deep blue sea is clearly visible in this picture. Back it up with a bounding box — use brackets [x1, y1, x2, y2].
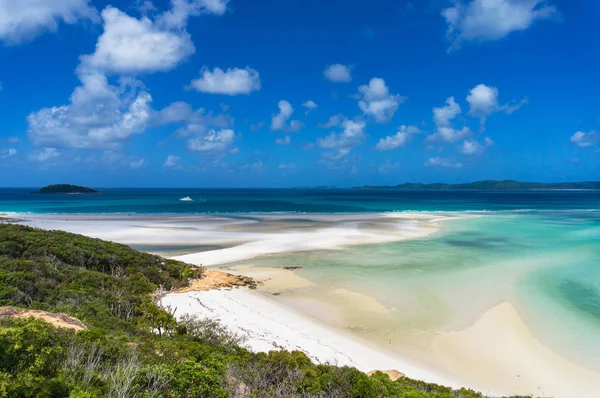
[1, 188, 600, 214]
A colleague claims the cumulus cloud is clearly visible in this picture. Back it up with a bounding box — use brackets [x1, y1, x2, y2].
[275, 136, 291, 145]
[271, 100, 303, 132]
[358, 78, 405, 123]
[187, 129, 235, 155]
[428, 97, 471, 142]
[159, 0, 229, 28]
[29, 1, 230, 151]
[318, 119, 365, 152]
[323, 64, 352, 82]
[164, 155, 180, 167]
[79, 6, 195, 75]
[1, 148, 17, 158]
[156, 101, 233, 131]
[460, 139, 484, 155]
[29, 147, 61, 162]
[375, 125, 421, 151]
[484, 137, 495, 146]
[188, 67, 261, 95]
[425, 157, 463, 168]
[466, 83, 526, 130]
[443, 0, 558, 50]
[28, 73, 152, 149]
[570, 131, 599, 148]
[303, 100, 318, 114]
[0, 0, 98, 45]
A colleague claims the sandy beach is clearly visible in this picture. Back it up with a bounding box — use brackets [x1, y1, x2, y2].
[7, 212, 600, 397]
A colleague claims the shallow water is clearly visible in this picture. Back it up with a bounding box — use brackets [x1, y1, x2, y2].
[231, 213, 600, 372]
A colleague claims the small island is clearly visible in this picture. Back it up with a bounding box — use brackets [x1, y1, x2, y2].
[35, 184, 99, 194]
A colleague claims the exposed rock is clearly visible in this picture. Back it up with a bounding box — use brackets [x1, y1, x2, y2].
[0, 306, 87, 332]
[176, 270, 257, 293]
[367, 370, 405, 381]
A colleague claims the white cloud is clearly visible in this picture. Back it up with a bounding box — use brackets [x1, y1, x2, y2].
[467, 83, 499, 118]
[189, 66, 261, 95]
[30, 147, 61, 162]
[159, 0, 229, 28]
[570, 131, 599, 148]
[428, 97, 472, 142]
[318, 114, 344, 128]
[80, 6, 195, 75]
[0, 0, 98, 45]
[275, 136, 291, 145]
[7, 137, 20, 143]
[1, 148, 17, 158]
[460, 139, 484, 155]
[434, 96, 461, 127]
[271, 100, 303, 132]
[187, 129, 235, 154]
[358, 78, 405, 123]
[318, 119, 365, 150]
[130, 158, 145, 169]
[466, 84, 527, 130]
[375, 125, 421, 151]
[323, 64, 352, 82]
[303, 100, 318, 114]
[484, 136, 495, 146]
[425, 157, 463, 168]
[164, 155, 180, 167]
[443, 0, 558, 50]
[28, 73, 152, 149]
[156, 101, 234, 131]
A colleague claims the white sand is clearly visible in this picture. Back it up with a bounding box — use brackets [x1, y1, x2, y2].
[13, 213, 440, 266]
[161, 288, 460, 389]
[432, 302, 600, 397]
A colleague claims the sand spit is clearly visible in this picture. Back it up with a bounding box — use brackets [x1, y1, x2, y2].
[432, 302, 600, 398]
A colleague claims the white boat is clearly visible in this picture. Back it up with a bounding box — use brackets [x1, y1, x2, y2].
[180, 196, 193, 202]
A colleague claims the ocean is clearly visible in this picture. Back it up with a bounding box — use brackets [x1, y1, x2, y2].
[2, 187, 600, 214]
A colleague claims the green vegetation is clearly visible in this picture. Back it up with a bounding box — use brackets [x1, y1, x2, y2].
[355, 180, 600, 190]
[36, 184, 99, 194]
[0, 224, 533, 397]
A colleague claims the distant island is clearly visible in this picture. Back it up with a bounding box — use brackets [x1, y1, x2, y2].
[35, 184, 99, 194]
[354, 180, 600, 190]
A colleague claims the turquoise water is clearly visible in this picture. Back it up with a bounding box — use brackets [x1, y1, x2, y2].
[231, 212, 600, 371]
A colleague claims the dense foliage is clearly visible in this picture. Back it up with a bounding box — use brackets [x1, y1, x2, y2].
[0, 224, 532, 397]
[36, 184, 99, 194]
[356, 180, 600, 190]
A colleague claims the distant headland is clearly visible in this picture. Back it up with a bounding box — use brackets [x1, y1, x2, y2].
[353, 180, 600, 190]
[35, 184, 99, 194]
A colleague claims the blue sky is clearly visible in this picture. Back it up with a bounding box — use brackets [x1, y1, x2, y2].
[0, 0, 599, 187]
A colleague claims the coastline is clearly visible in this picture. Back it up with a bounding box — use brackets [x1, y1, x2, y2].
[4, 212, 600, 397]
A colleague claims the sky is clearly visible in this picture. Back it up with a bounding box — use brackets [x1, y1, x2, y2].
[0, 0, 599, 187]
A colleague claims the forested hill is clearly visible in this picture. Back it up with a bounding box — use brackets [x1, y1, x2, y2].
[0, 224, 531, 397]
[36, 184, 99, 194]
[354, 180, 600, 190]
